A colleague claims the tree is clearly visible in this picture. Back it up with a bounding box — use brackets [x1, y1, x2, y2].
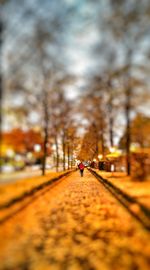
[120, 113, 150, 149]
[131, 114, 150, 148]
[79, 124, 100, 161]
[2, 128, 43, 155]
[79, 83, 107, 160]
[119, 113, 150, 180]
[108, 0, 150, 175]
[32, 20, 71, 174]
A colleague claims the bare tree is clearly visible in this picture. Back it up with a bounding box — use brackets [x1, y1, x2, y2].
[79, 82, 107, 159]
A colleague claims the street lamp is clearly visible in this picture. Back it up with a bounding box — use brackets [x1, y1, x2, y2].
[108, 147, 116, 174]
[110, 146, 116, 153]
[98, 154, 103, 160]
[130, 143, 140, 153]
[27, 152, 33, 160]
[34, 144, 41, 152]
[6, 149, 15, 158]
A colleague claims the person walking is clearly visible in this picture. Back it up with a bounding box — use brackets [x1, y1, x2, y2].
[78, 162, 85, 177]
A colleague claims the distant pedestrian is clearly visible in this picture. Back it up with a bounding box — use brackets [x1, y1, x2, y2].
[78, 162, 85, 177]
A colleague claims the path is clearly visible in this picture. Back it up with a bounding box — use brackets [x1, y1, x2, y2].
[0, 170, 150, 270]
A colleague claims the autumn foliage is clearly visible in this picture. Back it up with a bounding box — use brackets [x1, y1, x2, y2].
[1, 128, 44, 156]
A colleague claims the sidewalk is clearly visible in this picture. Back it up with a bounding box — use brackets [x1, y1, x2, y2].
[93, 170, 150, 208]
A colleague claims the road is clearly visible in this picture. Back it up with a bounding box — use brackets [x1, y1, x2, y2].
[0, 170, 150, 270]
[0, 167, 58, 184]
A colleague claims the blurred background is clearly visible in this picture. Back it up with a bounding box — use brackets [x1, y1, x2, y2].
[0, 0, 150, 181]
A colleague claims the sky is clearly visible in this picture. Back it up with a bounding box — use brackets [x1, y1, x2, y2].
[2, 0, 103, 104]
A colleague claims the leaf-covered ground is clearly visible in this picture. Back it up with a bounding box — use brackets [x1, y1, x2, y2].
[0, 171, 72, 206]
[95, 171, 150, 208]
[0, 170, 150, 270]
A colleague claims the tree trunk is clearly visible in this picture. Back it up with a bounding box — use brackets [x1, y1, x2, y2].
[109, 117, 114, 147]
[101, 133, 105, 157]
[93, 124, 99, 158]
[108, 82, 114, 147]
[100, 122, 105, 157]
[67, 144, 70, 170]
[55, 135, 59, 172]
[42, 91, 49, 176]
[94, 134, 99, 158]
[125, 49, 132, 176]
[42, 126, 48, 175]
[0, 19, 3, 173]
[71, 148, 73, 169]
[62, 133, 66, 171]
[125, 87, 131, 176]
